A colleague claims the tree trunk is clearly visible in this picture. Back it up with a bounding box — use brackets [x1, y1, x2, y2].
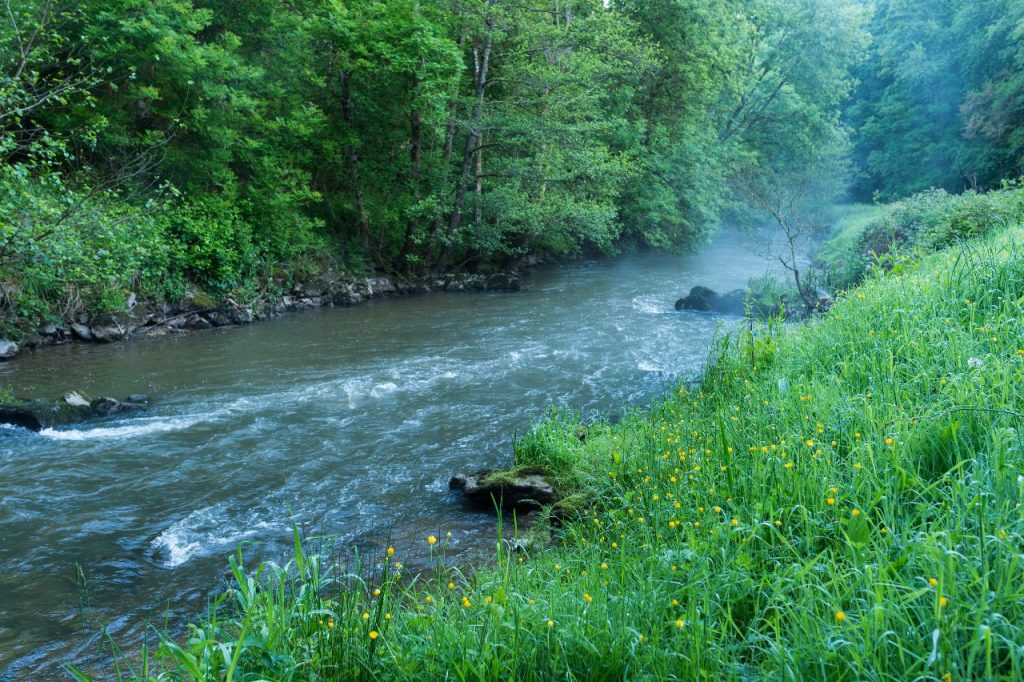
[438, 6, 494, 274]
[341, 70, 370, 252]
[400, 73, 423, 266]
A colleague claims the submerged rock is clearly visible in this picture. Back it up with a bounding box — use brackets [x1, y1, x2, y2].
[449, 467, 555, 511]
[0, 393, 149, 431]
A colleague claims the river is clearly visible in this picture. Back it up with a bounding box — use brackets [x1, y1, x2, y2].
[0, 230, 785, 678]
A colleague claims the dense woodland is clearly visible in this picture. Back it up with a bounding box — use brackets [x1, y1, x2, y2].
[0, 0, 1022, 334]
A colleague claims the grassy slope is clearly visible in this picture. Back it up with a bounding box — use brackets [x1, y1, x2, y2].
[94, 222, 1024, 681]
[816, 203, 888, 289]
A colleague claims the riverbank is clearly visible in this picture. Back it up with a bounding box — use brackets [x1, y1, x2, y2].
[0, 269, 523, 361]
[78, 205, 1024, 678]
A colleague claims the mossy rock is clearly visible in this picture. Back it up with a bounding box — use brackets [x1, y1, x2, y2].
[549, 493, 591, 527]
[187, 292, 217, 310]
[0, 393, 148, 431]
[450, 465, 556, 511]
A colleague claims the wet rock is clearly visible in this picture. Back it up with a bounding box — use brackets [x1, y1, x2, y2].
[366, 277, 396, 296]
[487, 273, 521, 292]
[64, 391, 90, 407]
[675, 285, 720, 312]
[449, 467, 555, 511]
[0, 393, 148, 431]
[70, 324, 94, 341]
[92, 324, 127, 343]
[674, 286, 745, 316]
[90, 395, 148, 417]
[184, 314, 212, 330]
[38, 322, 59, 337]
[230, 307, 255, 325]
[203, 310, 234, 327]
[0, 339, 19, 360]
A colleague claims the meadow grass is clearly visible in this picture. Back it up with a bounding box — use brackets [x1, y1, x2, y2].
[82, 223, 1024, 681]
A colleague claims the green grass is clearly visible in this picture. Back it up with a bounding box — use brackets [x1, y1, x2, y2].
[84, 220, 1024, 681]
[816, 203, 888, 289]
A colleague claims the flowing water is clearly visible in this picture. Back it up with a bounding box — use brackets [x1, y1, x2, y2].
[0, 230, 786, 678]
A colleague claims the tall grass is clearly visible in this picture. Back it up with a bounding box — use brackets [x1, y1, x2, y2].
[84, 222, 1024, 681]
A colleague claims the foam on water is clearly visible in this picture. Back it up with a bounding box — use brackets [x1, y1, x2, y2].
[632, 296, 669, 316]
[40, 417, 203, 441]
[151, 504, 282, 568]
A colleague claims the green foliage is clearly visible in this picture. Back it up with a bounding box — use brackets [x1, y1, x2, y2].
[0, 164, 178, 334]
[745, 272, 797, 318]
[2, 0, 872, 332]
[847, 0, 1024, 199]
[167, 195, 257, 293]
[820, 186, 1024, 290]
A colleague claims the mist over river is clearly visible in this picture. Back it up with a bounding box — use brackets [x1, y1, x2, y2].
[0, 229, 785, 678]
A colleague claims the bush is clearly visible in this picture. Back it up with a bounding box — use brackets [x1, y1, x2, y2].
[820, 186, 1024, 290]
[0, 165, 176, 335]
[167, 195, 259, 294]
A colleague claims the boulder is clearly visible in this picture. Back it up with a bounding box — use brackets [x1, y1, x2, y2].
[449, 467, 555, 511]
[183, 314, 212, 330]
[486, 273, 522, 292]
[716, 289, 747, 316]
[229, 307, 255, 325]
[674, 285, 718, 312]
[90, 395, 148, 418]
[70, 324, 94, 341]
[0, 339, 19, 360]
[63, 391, 90, 407]
[0, 393, 148, 431]
[203, 310, 234, 327]
[674, 286, 746, 316]
[92, 324, 127, 343]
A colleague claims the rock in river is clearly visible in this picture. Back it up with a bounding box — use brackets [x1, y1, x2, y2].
[0, 393, 149, 431]
[449, 467, 555, 511]
[675, 285, 746, 316]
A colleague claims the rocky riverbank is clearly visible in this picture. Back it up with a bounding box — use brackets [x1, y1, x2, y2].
[0, 270, 522, 361]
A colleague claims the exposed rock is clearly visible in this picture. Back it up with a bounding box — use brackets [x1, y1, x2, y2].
[70, 324, 94, 341]
[0, 339, 19, 360]
[487, 273, 522, 292]
[716, 289, 747, 316]
[38, 322, 59, 337]
[63, 391, 90, 407]
[449, 467, 555, 511]
[203, 310, 234, 327]
[92, 324, 127, 343]
[674, 285, 745, 316]
[90, 395, 148, 417]
[366, 277, 396, 296]
[230, 307, 255, 325]
[184, 314, 212, 330]
[0, 393, 148, 431]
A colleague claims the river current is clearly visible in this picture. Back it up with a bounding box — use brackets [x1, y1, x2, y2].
[0, 230, 784, 678]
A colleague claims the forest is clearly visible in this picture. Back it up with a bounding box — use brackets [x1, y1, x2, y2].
[3, 0, 1020, 337]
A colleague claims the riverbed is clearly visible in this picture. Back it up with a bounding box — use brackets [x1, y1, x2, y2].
[0, 230, 785, 678]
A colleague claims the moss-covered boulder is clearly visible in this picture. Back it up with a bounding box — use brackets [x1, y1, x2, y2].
[449, 466, 555, 511]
